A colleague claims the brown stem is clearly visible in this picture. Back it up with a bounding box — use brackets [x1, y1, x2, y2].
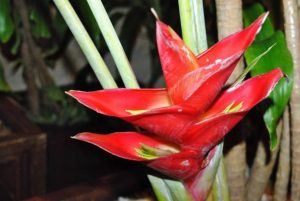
[274, 108, 291, 201]
[282, 0, 300, 200]
[215, 0, 244, 82]
[20, 30, 40, 115]
[13, 0, 54, 87]
[246, 120, 283, 201]
[215, 1, 246, 201]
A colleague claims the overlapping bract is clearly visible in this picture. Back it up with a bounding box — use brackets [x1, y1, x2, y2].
[68, 13, 283, 199]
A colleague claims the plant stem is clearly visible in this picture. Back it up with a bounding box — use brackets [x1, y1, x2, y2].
[282, 0, 300, 200]
[178, 0, 207, 53]
[178, 1, 229, 201]
[274, 109, 290, 201]
[86, 0, 139, 88]
[53, 0, 117, 89]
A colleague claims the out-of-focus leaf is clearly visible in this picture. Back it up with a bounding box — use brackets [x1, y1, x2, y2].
[0, 60, 10, 92]
[244, 3, 293, 149]
[10, 28, 21, 55]
[245, 31, 293, 149]
[119, 6, 146, 59]
[0, 0, 14, 43]
[52, 12, 68, 43]
[29, 8, 51, 38]
[243, 3, 274, 41]
[148, 175, 193, 201]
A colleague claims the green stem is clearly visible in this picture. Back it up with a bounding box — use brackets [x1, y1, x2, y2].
[86, 0, 139, 88]
[178, 1, 229, 201]
[178, 0, 207, 54]
[53, 0, 117, 89]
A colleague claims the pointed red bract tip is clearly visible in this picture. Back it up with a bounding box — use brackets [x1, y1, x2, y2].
[156, 20, 199, 90]
[197, 12, 269, 67]
[73, 132, 179, 161]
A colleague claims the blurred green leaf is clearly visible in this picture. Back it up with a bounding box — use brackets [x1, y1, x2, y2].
[244, 18, 293, 150]
[0, 0, 15, 43]
[10, 28, 21, 55]
[29, 7, 51, 38]
[244, 3, 293, 149]
[0, 60, 10, 92]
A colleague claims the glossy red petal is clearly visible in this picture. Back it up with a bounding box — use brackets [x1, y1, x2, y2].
[156, 21, 199, 90]
[67, 88, 171, 117]
[72, 132, 177, 161]
[181, 68, 283, 150]
[197, 13, 268, 67]
[169, 52, 242, 113]
[182, 112, 245, 152]
[68, 89, 196, 142]
[184, 145, 222, 201]
[148, 149, 203, 180]
[203, 68, 284, 118]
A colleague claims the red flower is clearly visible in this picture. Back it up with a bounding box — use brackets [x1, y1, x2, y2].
[68, 13, 282, 198]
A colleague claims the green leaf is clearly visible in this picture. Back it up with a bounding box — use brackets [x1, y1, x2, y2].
[29, 8, 51, 38]
[245, 31, 293, 149]
[244, 3, 293, 149]
[243, 3, 274, 41]
[0, 0, 15, 43]
[233, 43, 276, 86]
[0, 60, 10, 92]
[148, 175, 193, 201]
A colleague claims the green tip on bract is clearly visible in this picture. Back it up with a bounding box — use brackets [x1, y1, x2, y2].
[150, 8, 160, 21]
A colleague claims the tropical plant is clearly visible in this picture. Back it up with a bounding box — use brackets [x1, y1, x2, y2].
[51, 0, 297, 200]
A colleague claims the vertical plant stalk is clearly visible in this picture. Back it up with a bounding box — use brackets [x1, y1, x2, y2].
[206, 156, 231, 201]
[14, 0, 54, 87]
[215, 1, 246, 201]
[53, 0, 117, 89]
[274, 109, 291, 201]
[282, 0, 300, 200]
[178, 0, 207, 53]
[179, 1, 229, 200]
[246, 121, 283, 201]
[86, 0, 139, 88]
[13, 0, 40, 115]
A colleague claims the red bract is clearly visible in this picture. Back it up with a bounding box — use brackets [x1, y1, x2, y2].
[68, 13, 283, 200]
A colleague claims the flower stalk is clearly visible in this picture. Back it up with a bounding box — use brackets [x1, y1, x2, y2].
[53, 0, 117, 89]
[178, 1, 229, 200]
[86, 0, 139, 88]
[178, 0, 207, 53]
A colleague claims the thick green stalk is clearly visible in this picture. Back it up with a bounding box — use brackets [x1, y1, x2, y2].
[178, 0, 207, 53]
[178, 1, 229, 200]
[53, 0, 117, 89]
[86, 0, 139, 88]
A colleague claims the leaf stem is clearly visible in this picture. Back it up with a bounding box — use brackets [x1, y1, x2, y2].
[178, 0, 207, 54]
[53, 0, 117, 89]
[86, 0, 139, 88]
[179, 1, 230, 200]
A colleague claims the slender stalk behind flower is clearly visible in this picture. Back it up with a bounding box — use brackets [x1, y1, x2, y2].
[215, 1, 246, 201]
[282, 0, 300, 200]
[178, 1, 229, 200]
[14, 0, 55, 115]
[86, 0, 139, 88]
[274, 109, 291, 201]
[53, 0, 117, 89]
